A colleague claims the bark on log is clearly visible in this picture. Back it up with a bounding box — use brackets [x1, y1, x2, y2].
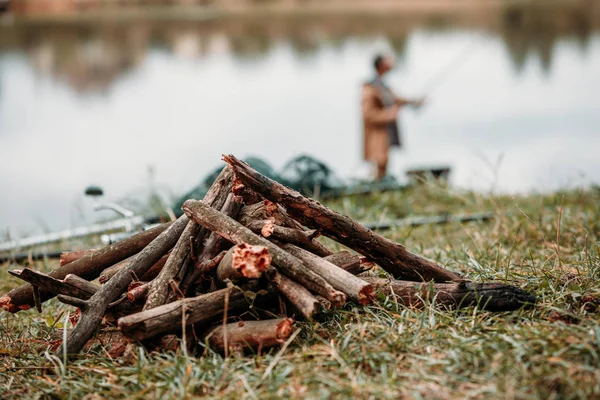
[58, 215, 189, 355]
[60, 249, 97, 266]
[199, 194, 244, 261]
[205, 318, 294, 353]
[238, 200, 305, 231]
[216, 244, 271, 283]
[99, 253, 169, 285]
[280, 244, 374, 305]
[191, 166, 236, 253]
[118, 286, 254, 341]
[144, 221, 200, 310]
[8, 268, 99, 302]
[243, 219, 332, 257]
[127, 282, 150, 303]
[224, 154, 461, 283]
[179, 177, 240, 295]
[324, 251, 370, 275]
[362, 278, 536, 311]
[265, 267, 320, 321]
[182, 199, 346, 306]
[0, 222, 172, 313]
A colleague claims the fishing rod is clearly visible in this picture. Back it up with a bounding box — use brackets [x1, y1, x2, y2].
[416, 34, 485, 96]
[415, 0, 543, 96]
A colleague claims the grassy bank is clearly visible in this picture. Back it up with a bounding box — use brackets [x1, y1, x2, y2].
[1, 185, 599, 399]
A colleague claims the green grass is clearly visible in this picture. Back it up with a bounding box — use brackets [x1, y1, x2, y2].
[1, 185, 599, 399]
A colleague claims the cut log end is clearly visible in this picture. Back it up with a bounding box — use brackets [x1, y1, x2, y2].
[275, 318, 294, 340]
[261, 220, 275, 238]
[232, 243, 271, 278]
[0, 295, 22, 313]
[358, 285, 375, 305]
[329, 291, 347, 308]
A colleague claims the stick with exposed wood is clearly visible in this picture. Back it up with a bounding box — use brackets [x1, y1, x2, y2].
[323, 251, 370, 275]
[205, 318, 294, 354]
[60, 249, 97, 266]
[99, 253, 170, 284]
[118, 286, 260, 341]
[243, 219, 331, 257]
[362, 278, 536, 311]
[8, 269, 100, 311]
[265, 267, 320, 320]
[58, 215, 189, 355]
[144, 221, 200, 310]
[0, 222, 173, 313]
[224, 154, 461, 283]
[216, 244, 271, 283]
[182, 199, 346, 306]
[180, 193, 243, 294]
[280, 244, 374, 305]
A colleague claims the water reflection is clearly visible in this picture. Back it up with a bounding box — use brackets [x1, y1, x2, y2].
[0, 3, 599, 236]
[1, 3, 598, 92]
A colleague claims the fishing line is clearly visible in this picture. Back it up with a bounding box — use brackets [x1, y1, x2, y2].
[415, 0, 541, 95]
[415, 33, 486, 96]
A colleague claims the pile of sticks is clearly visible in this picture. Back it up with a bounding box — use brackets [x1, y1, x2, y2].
[0, 155, 536, 357]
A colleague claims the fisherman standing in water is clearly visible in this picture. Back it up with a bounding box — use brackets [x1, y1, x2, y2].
[362, 54, 425, 180]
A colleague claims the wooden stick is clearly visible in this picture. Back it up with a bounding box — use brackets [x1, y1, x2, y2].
[323, 251, 370, 275]
[216, 244, 271, 283]
[224, 154, 461, 283]
[265, 267, 320, 321]
[280, 244, 374, 305]
[238, 200, 306, 232]
[243, 219, 332, 257]
[205, 318, 294, 353]
[200, 194, 244, 261]
[99, 253, 169, 285]
[63, 274, 102, 295]
[0, 222, 172, 313]
[182, 199, 346, 306]
[180, 194, 243, 293]
[8, 269, 99, 301]
[57, 295, 90, 309]
[127, 282, 150, 303]
[144, 221, 200, 310]
[118, 286, 255, 341]
[60, 249, 97, 266]
[362, 278, 536, 311]
[58, 215, 189, 355]
[179, 179, 241, 295]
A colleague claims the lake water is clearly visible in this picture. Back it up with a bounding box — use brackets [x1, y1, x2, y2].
[1, 9, 599, 236]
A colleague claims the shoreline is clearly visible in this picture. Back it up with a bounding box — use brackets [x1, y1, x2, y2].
[2, 0, 591, 25]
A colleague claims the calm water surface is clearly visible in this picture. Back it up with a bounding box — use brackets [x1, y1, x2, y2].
[1, 12, 599, 236]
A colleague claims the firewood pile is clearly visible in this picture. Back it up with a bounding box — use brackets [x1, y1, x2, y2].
[0, 155, 536, 357]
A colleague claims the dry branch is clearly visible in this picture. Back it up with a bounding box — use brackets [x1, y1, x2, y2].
[216, 244, 271, 282]
[0, 222, 172, 313]
[363, 278, 536, 311]
[182, 199, 346, 306]
[205, 318, 294, 353]
[224, 154, 461, 283]
[179, 180, 241, 295]
[323, 251, 368, 275]
[118, 286, 255, 341]
[8, 269, 99, 302]
[127, 282, 150, 303]
[144, 221, 200, 310]
[265, 267, 320, 320]
[60, 249, 97, 266]
[99, 254, 169, 285]
[243, 219, 332, 257]
[58, 215, 189, 355]
[280, 244, 374, 305]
